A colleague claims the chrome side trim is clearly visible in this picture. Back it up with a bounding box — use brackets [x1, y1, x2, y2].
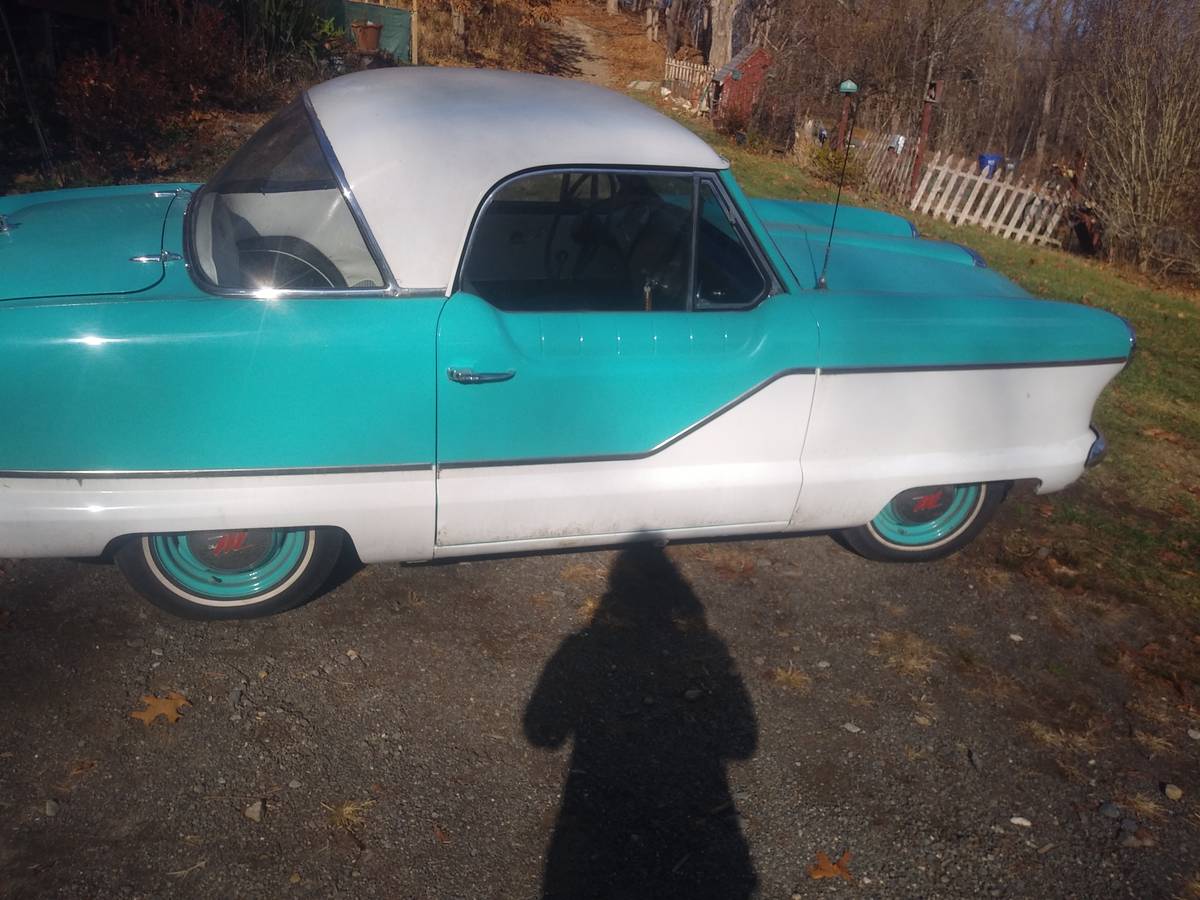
[438, 367, 817, 469]
[821, 357, 1128, 375]
[0, 463, 433, 480]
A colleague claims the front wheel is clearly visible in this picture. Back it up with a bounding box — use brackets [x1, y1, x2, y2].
[837, 482, 1008, 562]
[116, 527, 343, 619]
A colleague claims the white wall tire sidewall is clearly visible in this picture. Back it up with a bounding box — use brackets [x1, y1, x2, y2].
[140, 530, 317, 608]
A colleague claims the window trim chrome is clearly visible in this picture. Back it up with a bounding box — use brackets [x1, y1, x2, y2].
[181, 93, 423, 300]
[452, 165, 780, 312]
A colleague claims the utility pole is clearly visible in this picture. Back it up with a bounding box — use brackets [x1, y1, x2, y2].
[909, 79, 943, 200]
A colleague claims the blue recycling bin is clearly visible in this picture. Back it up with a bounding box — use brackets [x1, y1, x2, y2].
[978, 153, 1004, 177]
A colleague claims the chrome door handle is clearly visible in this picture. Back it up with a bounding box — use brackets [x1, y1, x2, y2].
[446, 367, 515, 384]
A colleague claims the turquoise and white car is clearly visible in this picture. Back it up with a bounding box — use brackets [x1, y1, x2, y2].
[0, 69, 1133, 619]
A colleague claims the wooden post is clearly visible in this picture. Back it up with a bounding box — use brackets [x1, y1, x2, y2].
[451, 6, 465, 52]
[834, 92, 851, 150]
[909, 79, 943, 201]
[411, 0, 419, 65]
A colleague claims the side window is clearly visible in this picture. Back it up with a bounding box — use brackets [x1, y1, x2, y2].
[694, 181, 768, 308]
[461, 171, 694, 312]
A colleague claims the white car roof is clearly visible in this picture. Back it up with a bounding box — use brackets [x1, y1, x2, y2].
[306, 68, 728, 292]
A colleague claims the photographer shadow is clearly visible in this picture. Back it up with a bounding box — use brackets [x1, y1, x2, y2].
[524, 543, 758, 900]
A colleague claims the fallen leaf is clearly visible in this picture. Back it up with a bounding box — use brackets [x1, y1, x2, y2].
[323, 799, 375, 829]
[130, 692, 190, 725]
[807, 849, 853, 881]
[433, 822, 451, 844]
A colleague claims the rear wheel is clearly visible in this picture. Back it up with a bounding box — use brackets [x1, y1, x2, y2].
[116, 527, 342, 619]
[838, 482, 1008, 562]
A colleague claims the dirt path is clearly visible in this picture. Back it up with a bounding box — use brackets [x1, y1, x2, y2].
[557, 16, 613, 85]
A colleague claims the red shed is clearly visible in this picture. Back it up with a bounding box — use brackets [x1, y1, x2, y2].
[711, 45, 771, 129]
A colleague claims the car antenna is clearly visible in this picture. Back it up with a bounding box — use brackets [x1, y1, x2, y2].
[816, 79, 859, 290]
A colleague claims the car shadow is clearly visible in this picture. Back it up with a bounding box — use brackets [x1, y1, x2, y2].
[523, 543, 759, 900]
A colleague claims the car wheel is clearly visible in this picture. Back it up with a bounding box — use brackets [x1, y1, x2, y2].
[115, 527, 342, 620]
[837, 482, 1008, 562]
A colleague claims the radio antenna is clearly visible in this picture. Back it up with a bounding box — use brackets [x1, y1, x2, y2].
[816, 79, 859, 290]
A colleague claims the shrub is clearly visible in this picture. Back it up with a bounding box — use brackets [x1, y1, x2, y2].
[806, 143, 865, 190]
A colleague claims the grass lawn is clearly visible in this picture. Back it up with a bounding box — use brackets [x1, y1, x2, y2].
[661, 107, 1199, 620]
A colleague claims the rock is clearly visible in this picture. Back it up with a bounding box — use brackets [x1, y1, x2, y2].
[1164, 783, 1183, 801]
[817, 661, 831, 669]
[914, 715, 933, 727]
[1188, 728, 1200, 741]
[968, 748, 982, 771]
[228, 686, 243, 708]
[1009, 816, 1032, 828]
[1120, 826, 1156, 849]
[842, 722, 862, 734]
[151, 648, 163, 656]
[44, 799, 59, 817]
[288, 780, 302, 789]
[244, 800, 264, 823]
[1098, 801, 1122, 819]
[1008, 633, 1024, 643]
[683, 688, 702, 701]
[1119, 818, 1138, 833]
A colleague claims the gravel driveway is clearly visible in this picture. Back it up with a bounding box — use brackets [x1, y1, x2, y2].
[1, 520, 1196, 898]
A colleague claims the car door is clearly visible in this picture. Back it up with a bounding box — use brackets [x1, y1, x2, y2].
[434, 169, 818, 548]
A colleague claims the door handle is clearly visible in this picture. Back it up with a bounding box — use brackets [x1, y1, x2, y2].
[447, 367, 516, 385]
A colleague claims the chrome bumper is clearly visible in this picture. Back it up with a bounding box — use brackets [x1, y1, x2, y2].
[1085, 427, 1108, 468]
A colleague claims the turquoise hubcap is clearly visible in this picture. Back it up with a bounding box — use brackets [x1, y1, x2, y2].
[870, 484, 982, 547]
[149, 528, 309, 600]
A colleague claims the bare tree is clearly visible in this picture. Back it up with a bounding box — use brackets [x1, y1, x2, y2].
[1078, 0, 1200, 272]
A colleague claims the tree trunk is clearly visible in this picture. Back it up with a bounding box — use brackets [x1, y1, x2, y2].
[607, 0, 618, 15]
[709, 0, 734, 69]
[665, 0, 687, 56]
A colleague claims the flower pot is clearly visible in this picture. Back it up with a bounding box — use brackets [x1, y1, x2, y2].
[351, 20, 383, 52]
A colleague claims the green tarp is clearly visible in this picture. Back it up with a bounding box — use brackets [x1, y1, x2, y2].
[331, 1, 412, 61]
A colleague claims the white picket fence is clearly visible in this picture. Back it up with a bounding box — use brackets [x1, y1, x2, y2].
[908, 152, 1069, 245]
[862, 141, 920, 199]
[663, 58, 714, 106]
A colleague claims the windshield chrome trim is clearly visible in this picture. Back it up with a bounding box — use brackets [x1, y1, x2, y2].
[302, 92, 402, 292]
[180, 95, 425, 300]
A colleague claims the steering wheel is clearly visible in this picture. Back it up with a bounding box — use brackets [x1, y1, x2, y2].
[236, 236, 348, 290]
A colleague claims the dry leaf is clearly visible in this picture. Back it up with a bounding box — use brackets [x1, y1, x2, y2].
[1142, 427, 1184, 444]
[324, 799, 375, 829]
[130, 692, 191, 725]
[807, 849, 853, 881]
[433, 822, 451, 844]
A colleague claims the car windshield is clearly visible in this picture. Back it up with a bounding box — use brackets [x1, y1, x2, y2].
[187, 100, 385, 294]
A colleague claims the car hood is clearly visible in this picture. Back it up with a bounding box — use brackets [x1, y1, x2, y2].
[750, 198, 1030, 298]
[0, 185, 189, 302]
